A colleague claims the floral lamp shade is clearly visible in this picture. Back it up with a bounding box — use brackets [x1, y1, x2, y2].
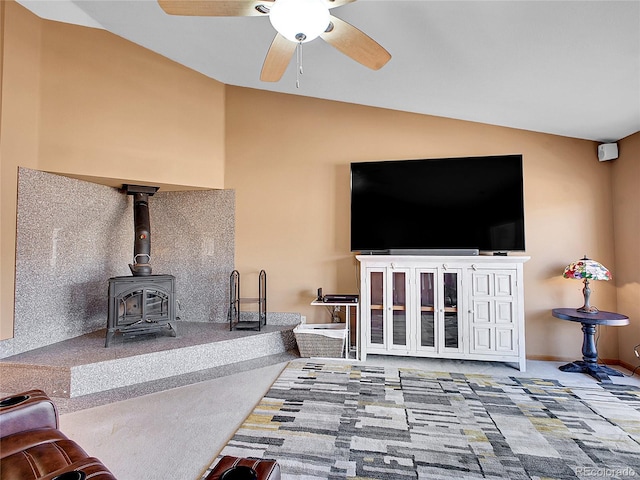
[563, 255, 611, 313]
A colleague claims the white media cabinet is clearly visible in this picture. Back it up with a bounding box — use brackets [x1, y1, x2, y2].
[357, 255, 530, 370]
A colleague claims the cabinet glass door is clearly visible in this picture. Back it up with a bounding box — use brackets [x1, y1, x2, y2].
[443, 272, 459, 349]
[392, 271, 407, 347]
[369, 271, 384, 345]
[419, 271, 436, 348]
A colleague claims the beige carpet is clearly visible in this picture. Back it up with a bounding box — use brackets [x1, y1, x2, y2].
[59, 362, 288, 480]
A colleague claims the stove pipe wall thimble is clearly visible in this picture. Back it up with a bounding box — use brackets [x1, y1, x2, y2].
[124, 184, 159, 276]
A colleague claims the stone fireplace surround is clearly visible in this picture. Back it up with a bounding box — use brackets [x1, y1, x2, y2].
[0, 168, 236, 358]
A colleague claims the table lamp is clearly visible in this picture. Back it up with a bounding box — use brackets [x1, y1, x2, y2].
[563, 255, 612, 313]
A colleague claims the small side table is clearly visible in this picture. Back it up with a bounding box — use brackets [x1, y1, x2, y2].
[552, 308, 629, 383]
[310, 300, 359, 360]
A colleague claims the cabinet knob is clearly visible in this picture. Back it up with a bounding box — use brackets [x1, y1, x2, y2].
[472, 264, 477, 271]
[443, 263, 448, 270]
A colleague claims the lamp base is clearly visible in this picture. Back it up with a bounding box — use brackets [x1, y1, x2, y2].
[577, 305, 599, 314]
[577, 278, 599, 314]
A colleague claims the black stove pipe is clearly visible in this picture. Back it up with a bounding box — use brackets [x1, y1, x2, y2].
[124, 185, 159, 276]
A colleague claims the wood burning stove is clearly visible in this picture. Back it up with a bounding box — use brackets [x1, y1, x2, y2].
[105, 275, 176, 347]
[105, 185, 177, 347]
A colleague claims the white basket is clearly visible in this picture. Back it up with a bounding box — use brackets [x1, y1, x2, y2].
[293, 323, 346, 358]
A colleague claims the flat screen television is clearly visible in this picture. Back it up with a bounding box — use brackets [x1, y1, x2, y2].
[350, 155, 525, 254]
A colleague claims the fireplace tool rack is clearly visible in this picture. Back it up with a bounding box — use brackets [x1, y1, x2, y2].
[228, 270, 267, 331]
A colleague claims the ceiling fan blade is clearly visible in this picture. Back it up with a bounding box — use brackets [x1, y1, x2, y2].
[324, 0, 357, 8]
[261, 34, 297, 82]
[320, 15, 391, 70]
[157, 0, 273, 17]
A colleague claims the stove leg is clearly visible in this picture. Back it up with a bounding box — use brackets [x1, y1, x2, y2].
[167, 323, 177, 337]
[105, 330, 115, 348]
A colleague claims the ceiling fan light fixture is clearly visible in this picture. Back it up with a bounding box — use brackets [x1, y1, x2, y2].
[269, 0, 330, 43]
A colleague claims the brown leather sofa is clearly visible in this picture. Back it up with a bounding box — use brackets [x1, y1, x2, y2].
[0, 389, 116, 480]
[1, 390, 282, 480]
[204, 456, 281, 480]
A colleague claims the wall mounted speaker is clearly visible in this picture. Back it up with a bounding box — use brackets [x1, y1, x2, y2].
[598, 143, 618, 161]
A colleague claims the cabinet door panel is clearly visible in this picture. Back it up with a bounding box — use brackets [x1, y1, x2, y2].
[473, 327, 492, 351]
[391, 271, 409, 348]
[442, 272, 460, 350]
[495, 273, 514, 296]
[473, 300, 492, 324]
[420, 312, 435, 348]
[444, 312, 459, 349]
[472, 272, 492, 296]
[496, 328, 515, 352]
[495, 301, 514, 324]
[393, 311, 407, 345]
[370, 271, 384, 305]
[368, 271, 385, 346]
[370, 310, 384, 345]
[418, 271, 436, 349]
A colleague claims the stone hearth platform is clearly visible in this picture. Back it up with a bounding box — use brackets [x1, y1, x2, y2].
[0, 321, 298, 404]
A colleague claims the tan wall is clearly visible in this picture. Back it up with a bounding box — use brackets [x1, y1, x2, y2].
[613, 132, 640, 369]
[1, 1, 42, 340]
[225, 87, 619, 362]
[37, 17, 225, 188]
[0, 1, 226, 339]
[1, 1, 630, 363]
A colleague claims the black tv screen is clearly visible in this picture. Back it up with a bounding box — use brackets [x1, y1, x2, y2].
[350, 155, 525, 253]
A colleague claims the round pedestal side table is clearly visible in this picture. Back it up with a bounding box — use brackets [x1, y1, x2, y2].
[552, 307, 629, 383]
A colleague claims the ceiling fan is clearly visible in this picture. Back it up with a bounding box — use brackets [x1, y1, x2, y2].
[157, 0, 391, 82]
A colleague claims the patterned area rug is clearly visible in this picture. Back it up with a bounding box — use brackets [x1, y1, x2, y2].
[204, 362, 640, 479]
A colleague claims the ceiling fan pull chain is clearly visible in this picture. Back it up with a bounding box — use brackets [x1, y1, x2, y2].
[296, 41, 304, 88]
[299, 41, 304, 75]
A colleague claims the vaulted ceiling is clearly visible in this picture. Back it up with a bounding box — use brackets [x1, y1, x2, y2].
[16, 0, 640, 142]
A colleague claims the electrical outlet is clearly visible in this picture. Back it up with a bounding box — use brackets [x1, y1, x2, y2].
[301, 315, 306, 324]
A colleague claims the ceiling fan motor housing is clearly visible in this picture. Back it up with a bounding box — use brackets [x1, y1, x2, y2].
[269, 0, 330, 43]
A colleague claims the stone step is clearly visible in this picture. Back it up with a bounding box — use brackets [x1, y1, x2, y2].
[0, 322, 298, 401]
